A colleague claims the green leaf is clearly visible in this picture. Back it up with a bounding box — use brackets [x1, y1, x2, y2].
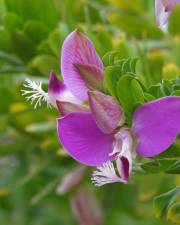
[48, 28, 65, 57]
[172, 90, 180, 96]
[102, 51, 122, 67]
[165, 161, 180, 174]
[104, 65, 121, 98]
[11, 29, 37, 62]
[24, 20, 49, 44]
[116, 75, 145, 117]
[37, 39, 54, 55]
[154, 186, 180, 218]
[4, 0, 59, 29]
[30, 54, 59, 76]
[129, 79, 144, 103]
[0, 27, 13, 52]
[168, 5, 180, 35]
[147, 84, 164, 98]
[96, 30, 112, 55]
[109, 11, 163, 39]
[141, 159, 177, 174]
[167, 202, 180, 224]
[118, 57, 138, 76]
[130, 57, 139, 74]
[4, 12, 23, 30]
[121, 58, 132, 75]
[144, 93, 155, 101]
[160, 80, 173, 96]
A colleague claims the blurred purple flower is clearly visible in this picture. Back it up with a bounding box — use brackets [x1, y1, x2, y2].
[155, 0, 180, 27]
[70, 187, 104, 225]
[56, 166, 86, 195]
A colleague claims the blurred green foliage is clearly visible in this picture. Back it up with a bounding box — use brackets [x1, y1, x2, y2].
[0, 0, 180, 224]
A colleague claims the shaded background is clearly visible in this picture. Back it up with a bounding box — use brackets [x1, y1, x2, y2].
[0, 0, 180, 224]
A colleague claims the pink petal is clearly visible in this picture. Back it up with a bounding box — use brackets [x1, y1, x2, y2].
[155, 0, 180, 27]
[56, 100, 88, 116]
[88, 91, 124, 134]
[75, 63, 103, 91]
[61, 30, 104, 100]
[162, 0, 180, 11]
[70, 187, 104, 225]
[57, 112, 113, 166]
[116, 157, 129, 183]
[56, 166, 86, 195]
[132, 96, 180, 157]
[155, 0, 171, 27]
[48, 72, 81, 108]
[114, 128, 133, 182]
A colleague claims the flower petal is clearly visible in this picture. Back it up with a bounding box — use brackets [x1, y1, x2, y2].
[57, 112, 113, 166]
[61, 30, 104, 100]
[162, 0, 180, 11]
[56, 166, 86, 195]
[56, 100, 88, 116]
[114, 128, 133, 182]
[155, 0, 171, 27]
[116, 157, 129, 183]
[75, 63, 103, 91]
[48, 72, 80, 108]
[132, 96, 180, 157]
[88, 91, 124, 134]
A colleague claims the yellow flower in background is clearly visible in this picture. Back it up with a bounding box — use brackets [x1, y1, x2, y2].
[163, 62, 180, 80]
[9, 102, 27, 113]
[107, 0, 143, 13]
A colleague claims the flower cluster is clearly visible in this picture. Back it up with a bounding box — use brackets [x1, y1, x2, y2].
[22, 29, 180, 186]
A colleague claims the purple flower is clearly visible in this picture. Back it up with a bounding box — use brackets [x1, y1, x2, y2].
[92, 128, 134, 186]
[47, 32, 131, 186]
[155, 0, 180, 27]
[57, 111, 133, 185]
[57, 90, 125, 165]
[132, 96, 180, 157]
[22, 30, 180, 187]
[70, 187, 104, 225]
[57, 90, 131, 186]
[22, 29, 104, 109]
[56, 166, 86, 195]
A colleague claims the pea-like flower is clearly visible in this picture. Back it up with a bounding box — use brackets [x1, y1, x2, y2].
[22, 30, 180, 186]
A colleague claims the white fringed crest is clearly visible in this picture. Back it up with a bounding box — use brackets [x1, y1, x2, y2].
[21, 79, 50, 109]
[91, 161, 125, 186]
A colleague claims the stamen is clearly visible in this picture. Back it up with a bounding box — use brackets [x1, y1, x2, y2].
[21, 78, 50, 109]
[91, 161, 125, 186]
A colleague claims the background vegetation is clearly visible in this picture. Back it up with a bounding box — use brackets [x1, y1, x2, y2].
[0, 0, 180, 224]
